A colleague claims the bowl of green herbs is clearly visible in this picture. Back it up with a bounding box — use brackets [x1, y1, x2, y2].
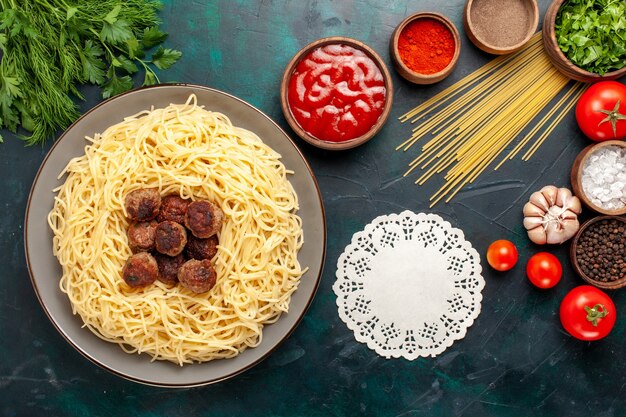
[543, 0, 626, 83]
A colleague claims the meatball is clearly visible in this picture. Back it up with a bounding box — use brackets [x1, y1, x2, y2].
[127, 220, 157, 253]
[157, 194, 190, 224]
[154, 253, 185, 285]
[124, 188, 161, 221]
[184, 200, 224, 238]
[178, 259, 217, 293]
[122, 252, 158, 288]
[155, 220, 188, 256]
[185, 234, 219, 260]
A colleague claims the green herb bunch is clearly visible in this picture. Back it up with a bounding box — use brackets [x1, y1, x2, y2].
[0, 0, 182, 145]
[555, 0, 626, 75]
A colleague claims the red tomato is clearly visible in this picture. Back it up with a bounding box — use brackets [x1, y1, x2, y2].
[486, 240, 518, 271]
[560, 285, 616, 341]
[526, 252, 562, 289]
[575, 81, 626, 141]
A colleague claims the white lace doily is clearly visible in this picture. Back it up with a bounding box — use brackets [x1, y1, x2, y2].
[334, 211, 484, 359]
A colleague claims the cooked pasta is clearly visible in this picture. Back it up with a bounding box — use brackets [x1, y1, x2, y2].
[398, 33, 586, 206]
[48, 95, 304, 365]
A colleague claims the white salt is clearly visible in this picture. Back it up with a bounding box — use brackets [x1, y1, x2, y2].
[581, 145, 626, 210]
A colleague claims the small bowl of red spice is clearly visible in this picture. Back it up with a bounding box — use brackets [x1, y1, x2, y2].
[280, 37, 393, 150]
[390, 12, 461, 85]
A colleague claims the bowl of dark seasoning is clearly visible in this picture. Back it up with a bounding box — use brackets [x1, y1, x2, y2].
[570, 216, 626, 290]
[463, 0, 538, 54]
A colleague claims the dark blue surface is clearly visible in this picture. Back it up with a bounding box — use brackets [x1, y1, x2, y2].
[2, 0, 626, 416]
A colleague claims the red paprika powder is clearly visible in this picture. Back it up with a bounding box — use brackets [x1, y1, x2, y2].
[397, 18, 455, 75]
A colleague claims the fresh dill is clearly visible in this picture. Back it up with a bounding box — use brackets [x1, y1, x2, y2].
[0, 0, 182, 144]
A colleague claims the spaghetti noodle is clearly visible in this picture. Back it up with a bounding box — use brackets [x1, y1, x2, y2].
[48, 95, 304, 365]
[398, 33, 586, 206]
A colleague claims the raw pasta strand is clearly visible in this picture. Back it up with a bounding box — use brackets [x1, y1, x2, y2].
[398, 32, 581, 206]
[398, 33, 543, 124]
[522, 86, 587, 161]
[495, 82, 586, 169]
[400, 43, 546, 155]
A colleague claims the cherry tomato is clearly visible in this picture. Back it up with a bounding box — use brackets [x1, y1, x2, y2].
[560, 285, 616, 341]
[486, 240, 518, 271]
[575, 81, 626, 141]
[526, 252, 562, 289]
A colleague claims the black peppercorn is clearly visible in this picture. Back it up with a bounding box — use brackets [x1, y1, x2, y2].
[575, 219, 626, 283]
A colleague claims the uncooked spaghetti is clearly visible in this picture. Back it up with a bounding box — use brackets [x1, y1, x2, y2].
[398, 33, 586, 206]
[48, 95, 304, 365]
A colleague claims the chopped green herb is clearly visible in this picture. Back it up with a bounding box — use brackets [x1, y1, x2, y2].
[151, 47, 183, 70]
[555, 0, 626, 75]
[0, 0, 182, 145]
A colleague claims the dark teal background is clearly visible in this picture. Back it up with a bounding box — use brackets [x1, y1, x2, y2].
[2, 0, 626, 416]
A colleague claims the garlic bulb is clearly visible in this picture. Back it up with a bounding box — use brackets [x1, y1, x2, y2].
[523, 185, 581, 245]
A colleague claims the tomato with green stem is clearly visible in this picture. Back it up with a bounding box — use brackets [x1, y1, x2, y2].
[560, 285, 616, 341]
[575, 81, 626, 141]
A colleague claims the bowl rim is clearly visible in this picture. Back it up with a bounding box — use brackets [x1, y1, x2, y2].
[279, 36, 394, 151]
[389, 12, 461, 80]
[571, 140, 626, 216]
[464, 0, 539, 53]
[543, 0, 626, 80]
[570, 215, 626, 290]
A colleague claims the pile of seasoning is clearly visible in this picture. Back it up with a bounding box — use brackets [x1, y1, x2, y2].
[397, 18, 455, 74]
[287, 44, 386, 142]
[581, 145, 626, 211]
[469, 0, 532, 48]
[575, 218, 626, 283]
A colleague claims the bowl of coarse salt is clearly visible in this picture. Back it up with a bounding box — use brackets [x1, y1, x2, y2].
[571, 140, 626, 216]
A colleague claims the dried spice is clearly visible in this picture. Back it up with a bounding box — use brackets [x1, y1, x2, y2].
[397, 18, 455, 75]
[470, 0, 531, 47]
[575, 218, 626, 282]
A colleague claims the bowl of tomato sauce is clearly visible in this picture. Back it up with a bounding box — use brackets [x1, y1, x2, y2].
[280, 37, 394, 150]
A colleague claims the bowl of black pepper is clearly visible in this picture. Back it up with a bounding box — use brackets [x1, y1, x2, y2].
[570, 216, 626, 290]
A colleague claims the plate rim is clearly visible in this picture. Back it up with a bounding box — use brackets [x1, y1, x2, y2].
[23, 83, 327, 387]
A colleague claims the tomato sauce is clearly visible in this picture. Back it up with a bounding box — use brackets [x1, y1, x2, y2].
[287, 44, 386, 143]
